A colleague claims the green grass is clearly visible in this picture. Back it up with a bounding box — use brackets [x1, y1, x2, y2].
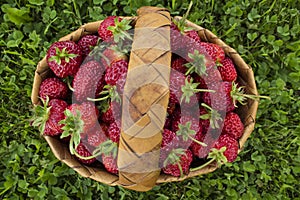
[0, 0, 299, 199]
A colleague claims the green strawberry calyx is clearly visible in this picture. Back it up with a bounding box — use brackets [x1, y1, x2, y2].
[59, 109, 88, 159]
[200, 103, 223, 129]
[190, 147, 227, 171]
[230, 82, 270, 107]
[172, 1, 194, 34]
[87, 84, 121, 103]
[31, 96, 51, 135]
[181, 77, 215, 103]
[93, 139, 118, 159]
[48, 47, 78, 64]
[163, 148, 186, 177]
[185, 50, 209, 76]
[108, 17, 132, 43]
[176, 121, 207, 147]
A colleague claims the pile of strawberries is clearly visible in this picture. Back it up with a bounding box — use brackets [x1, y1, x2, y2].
[33, 15, 254, 177]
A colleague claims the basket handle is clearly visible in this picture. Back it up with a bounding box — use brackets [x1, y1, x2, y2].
[117, 6, 171, 191]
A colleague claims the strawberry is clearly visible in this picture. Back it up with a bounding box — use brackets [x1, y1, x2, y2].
[199, 42, 225, 63]
[107, 119, 121, 143]
[218, 57, 237, 82]
[100, 101, 121, 124]
[73, 60, 105, 102]
[213, 134, 239, 162]
[32, 97, 68, 137]
[67, 102, 99, 133]
[93, 139, 119, 174]
[98, 16, 132, 43]
[171, 56, 188, 74]
[77, 34, 99, 57]
[39, 77, 68, 100]
[203, 81, 264, 112]
[105, 60, 128, 86]
[75, 142, 97, 165]
[161, 129, 179, 149]
[222, 112, 244, 139]
[101, 44, 128, 69]
[185, 30, 201, 44]
[162, 148, 193, 177]
[199, 103, 223, 134]
[202, 81, 234, 112]
[46, 41, 83, 78]
[102, 154, 118, 174]
[87, 124, 108, 148]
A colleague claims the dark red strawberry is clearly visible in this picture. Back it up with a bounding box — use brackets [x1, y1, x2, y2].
[75, 142, 97, 165]
[170, 22, 184, 53]
[202, 81, 234, 112]
[161, 129, 178, 149]
[102, 154, 118, 174]
[87, 125, 108, 148]
[73, 60, 105, 102]
[171, 56, 188, 74]
[199, 103, 223, 134]
[98, 16, 132, 43]
[101, 44, 128, 69]
[105, 60, 128, 86]
[68, 102, 99, 133]
[214, 134, 239, 162]
[46, 41, 83, 78]
[93, 139, 118, 174]
[162, 148, 193, 177]
[222, 112, 244, 139]
[199, 42, 225, 63]
[77, 34, 99, 57]
[107, 120, 121, 143]
[185, 30, 201, 44]
[101, 101, 121, 124]
[218, 57, 237, 82]
[39, 77, 68, 100]
[32, 98, 68, 137]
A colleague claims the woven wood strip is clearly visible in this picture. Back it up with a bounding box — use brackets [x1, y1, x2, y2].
[117, 6, 171, 192]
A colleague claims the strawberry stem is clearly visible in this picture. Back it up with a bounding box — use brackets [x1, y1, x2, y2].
[188, 135, 207, 147]
[48, 47, 77, 64]
[190, 157, 216, 172]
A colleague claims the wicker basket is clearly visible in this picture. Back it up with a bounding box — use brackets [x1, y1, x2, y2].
[31, 7, 259, 192]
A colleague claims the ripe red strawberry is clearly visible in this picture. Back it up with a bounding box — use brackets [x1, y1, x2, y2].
[214, 134, 239, 162]
[105, 60, 128, 86]
[199, 103, 223, 134]
[39, 77, 68, 100]
[218, 57, 237, 82]
[87, 125, 108, 148]
[185, 30, 201, 44]
[169, 70, 199, 107]
[101, 101, 121, 124]
[162, 148, 193, 177]
[222, 112, 244, 139]
[199, 42, 225, 63]
[98, 16, 132, 42]
[75, 142, 97, 165]
[73, 61, 105, 102]
[107, 120, 121, 143]
[171, 56, 188, 74]
[46, 41, 83, 78]
[93, 139, 118, 174]
[170, 22, 184, 53]
[161, 129, 179, 149]
[77, 34, 99, 57]
[202, 81, 234, 112]
[67, 102, 99, 133]
[32, 98, 68, 137]
[102, 154, 118, 174]
[101, 44, 128, 69]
